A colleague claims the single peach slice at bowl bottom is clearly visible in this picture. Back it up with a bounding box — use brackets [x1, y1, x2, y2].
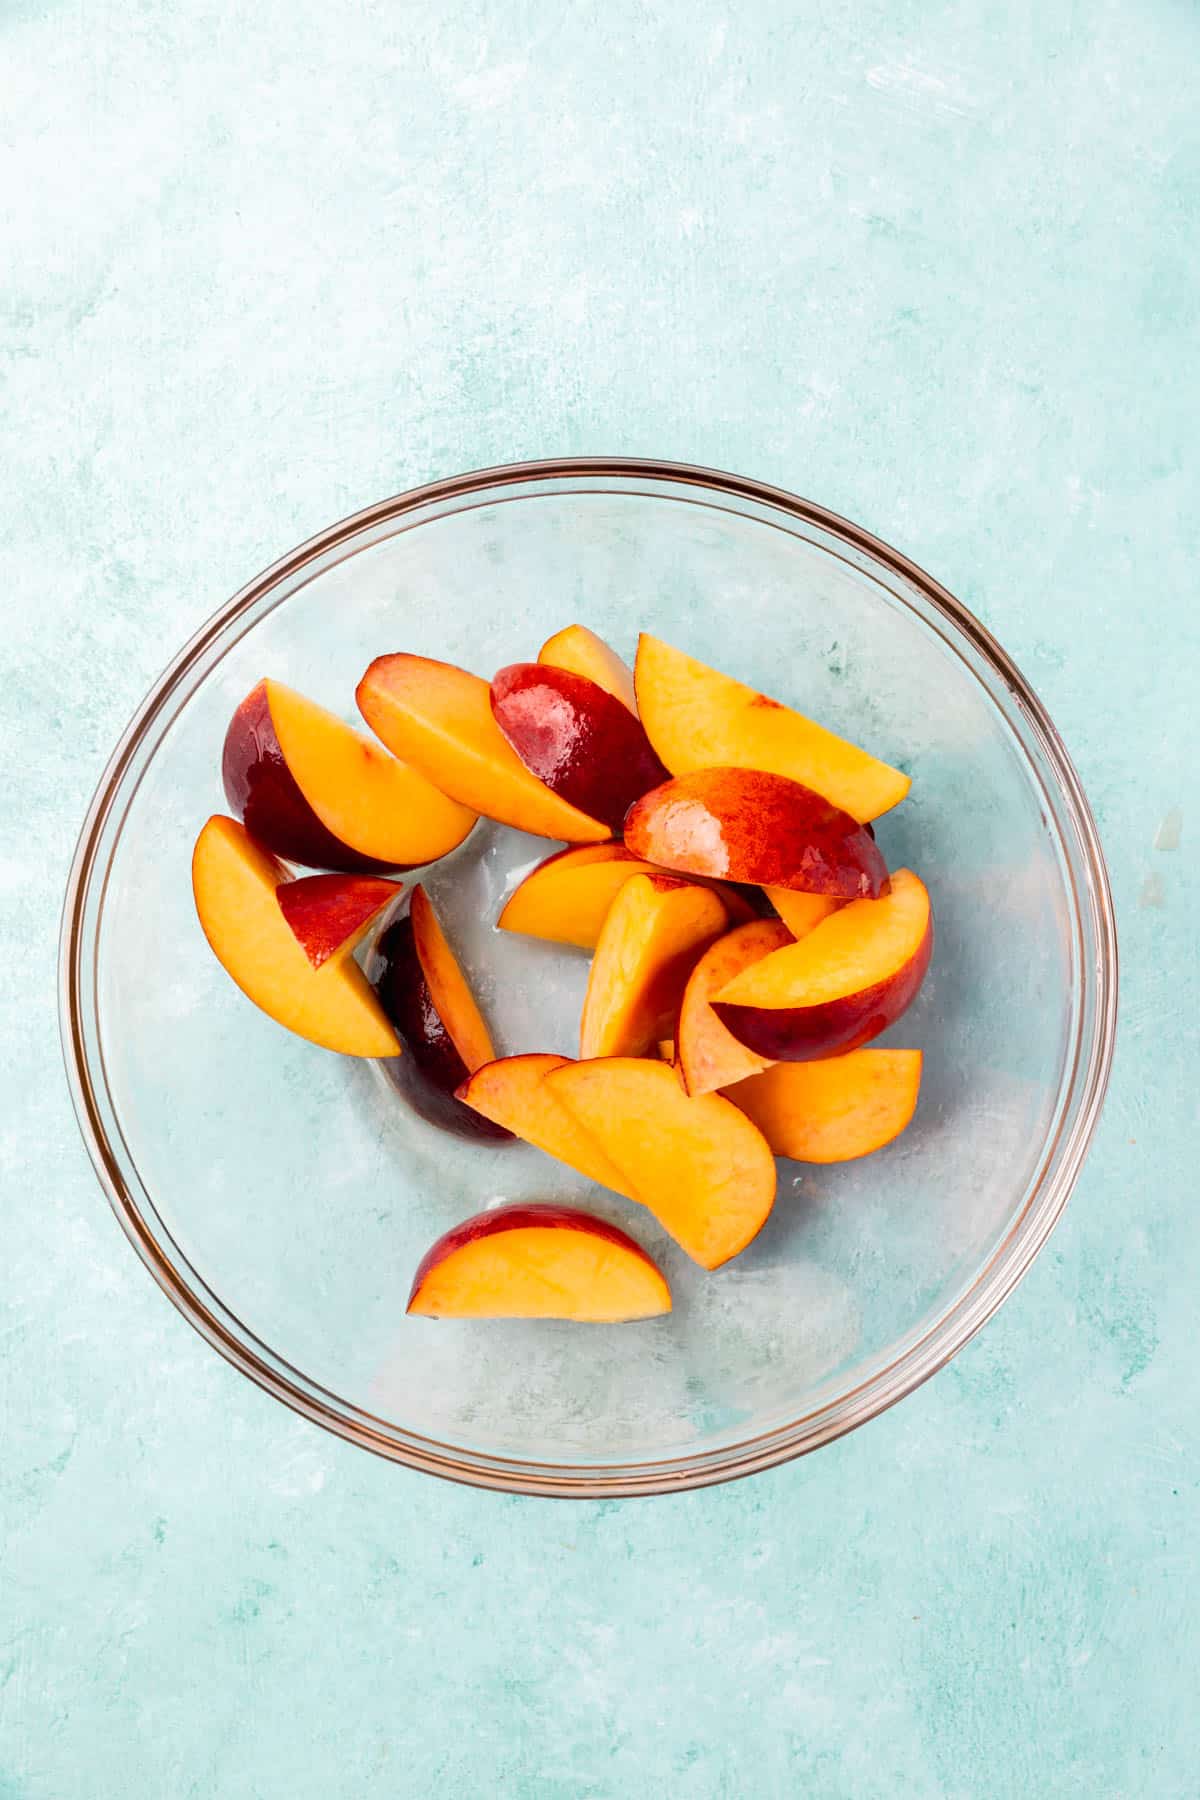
[276, 873, 401, 968]
[714, 868, 933, 1062]
[498, 843, 755, 952]
[457, 1054, 639, 1200]
[372, 885, 511, 1141]
[538, 624, 637, 713]
[490, 662, 668, 834]
[546, 1057, 777, 1269]
[634, 633, 910, 823]
[407, 1203, 671, 1322]
[222, 678, 477, 872]
[357, 653, 610, 842]
[725, 1048, 923, 1163]
[579, 873, 732, 1060]
[624, 768, 887, 898]
[676, 918, 792, 1096]
[191, 816, 399, 1057]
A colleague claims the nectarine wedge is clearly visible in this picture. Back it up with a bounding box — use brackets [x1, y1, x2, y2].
[373, 885, 510, 1139]
[676, 919, 791, 1096]
[725, 1049, 923, 1162]
[191, 816, 399, 1057]
[490, 662, 668, 833]
[539, 624, 637, 713]
[408, 885, 495, 1074]
[763, 887, 843, 941]
[715, 868, 933, 1061]
[357, 654, 609, 843]
[624, 769, 887, 898]
[276, 873, 401, 968]
[407, 1204, 670, 1322]
[222, 679, 477, 871]
[499, 844, 659, 949]
[547, 1058, 777, 1268]
[579, 873, 731, 1060]
[457, 1054, 638, 1199]
[635, 635, 910, 822]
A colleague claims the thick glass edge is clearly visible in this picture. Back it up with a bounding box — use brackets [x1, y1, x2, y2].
[58, 456, 1119, 1498]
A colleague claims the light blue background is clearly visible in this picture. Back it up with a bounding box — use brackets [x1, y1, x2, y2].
[3, 3, 1197, 1795]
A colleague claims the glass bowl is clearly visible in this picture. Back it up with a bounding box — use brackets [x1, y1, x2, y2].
[60, 459, 1117, 1497]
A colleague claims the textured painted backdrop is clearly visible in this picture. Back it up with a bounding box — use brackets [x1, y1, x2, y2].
[3, 2, 1198, 1795]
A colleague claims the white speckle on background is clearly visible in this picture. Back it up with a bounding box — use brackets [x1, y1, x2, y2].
[268, 1433, 329, 1497]
[865, 61, 974, 118]
[1154, 807, 1182, 851]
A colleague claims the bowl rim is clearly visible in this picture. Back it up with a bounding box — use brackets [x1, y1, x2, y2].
[59, 455, 1119, 1497]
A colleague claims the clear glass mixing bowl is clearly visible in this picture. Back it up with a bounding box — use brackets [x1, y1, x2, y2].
[60, 459, 1117, 1495]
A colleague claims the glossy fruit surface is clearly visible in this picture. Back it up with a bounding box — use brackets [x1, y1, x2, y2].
[491, 661, 667, 832]
[625, 768, 887, 897]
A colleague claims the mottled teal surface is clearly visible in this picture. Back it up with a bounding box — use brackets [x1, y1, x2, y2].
[2, 1, 1197, 1794]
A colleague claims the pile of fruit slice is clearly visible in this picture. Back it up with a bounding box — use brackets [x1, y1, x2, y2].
[194, 628, 931, 1326]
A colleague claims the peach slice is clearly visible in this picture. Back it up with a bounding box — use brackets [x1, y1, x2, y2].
[499, 844, 658, 949]
[763, 887, 844, 940]
[546, 1058, 777, 1269]
[579, 873, 731, 1060]
[539, 624, 637, 713]
[372, 884, 510, 1140]
[714, 868, 933, 1061]
[725, 1049, 923, 1163]
[276, 873, 401, 968]
[635, 633, 910, 821]
[356, 654, 609, 843]
[222, 679, 477, 872]
[490, 662, 668, 832]
[457, 1054, 638, 1200]
[624, 769, 887, 898]
[407, 1204, 671, 1322]
[676, 919, 792, 1096]
[191, 816, 399, 1057]
[497, 843, 754, 952]
[408, 885, 496, 1075]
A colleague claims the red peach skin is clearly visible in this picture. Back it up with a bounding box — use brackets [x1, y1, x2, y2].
[275, 873, 401, 968]
[490, 663, 668, 833]
[624, 768, 887, 898]
[714, 868, 932, 1061]
[357, 653, 610, 842]
[223, 679, 476, 872]
[372, 885, 511, 1141]
[223, 681, 383, 871]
